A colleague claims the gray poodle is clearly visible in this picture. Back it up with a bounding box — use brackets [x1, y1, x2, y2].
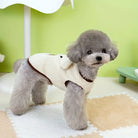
[10, 30, 118, 130]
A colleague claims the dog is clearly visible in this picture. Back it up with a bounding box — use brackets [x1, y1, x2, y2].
[10, 30, 118, 130]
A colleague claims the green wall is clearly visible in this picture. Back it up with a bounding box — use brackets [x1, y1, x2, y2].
[0, 0, 138, 77]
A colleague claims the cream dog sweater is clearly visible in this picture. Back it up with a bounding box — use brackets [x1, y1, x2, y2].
[29, 53, 93, 93]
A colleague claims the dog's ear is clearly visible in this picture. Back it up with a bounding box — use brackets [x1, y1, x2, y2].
[109, 43, 118, 60]
[67, 43, 82, 63]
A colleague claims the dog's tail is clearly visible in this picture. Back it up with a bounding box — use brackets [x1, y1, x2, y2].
[13, 59, 25, 73]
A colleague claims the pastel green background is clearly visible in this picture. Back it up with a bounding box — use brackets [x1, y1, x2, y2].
[0, 0, 138, 77]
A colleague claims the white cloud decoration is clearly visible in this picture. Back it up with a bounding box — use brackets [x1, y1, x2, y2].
[0, 0, 74, 13]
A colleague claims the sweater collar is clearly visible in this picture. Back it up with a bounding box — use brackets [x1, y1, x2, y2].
[79, 71, 93, 83]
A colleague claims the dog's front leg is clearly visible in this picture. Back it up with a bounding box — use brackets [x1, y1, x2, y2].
[63, 81, 88, 130]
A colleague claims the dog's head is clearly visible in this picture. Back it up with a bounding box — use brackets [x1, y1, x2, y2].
[67, 30, 118, 68]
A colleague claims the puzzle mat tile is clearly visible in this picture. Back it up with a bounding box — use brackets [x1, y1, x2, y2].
[0, 92, 138, 138]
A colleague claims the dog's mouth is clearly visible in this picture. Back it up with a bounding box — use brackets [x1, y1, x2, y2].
[92, 62, 102, 65]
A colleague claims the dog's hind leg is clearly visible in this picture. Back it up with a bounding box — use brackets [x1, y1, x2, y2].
[10, 60, 41, 115]
[63, 81, 88, 130]
[32, 80, 48, 105]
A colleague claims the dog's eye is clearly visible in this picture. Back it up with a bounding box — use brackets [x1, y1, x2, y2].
[102, 49, 106, 53]
[87, 50, 93, 55]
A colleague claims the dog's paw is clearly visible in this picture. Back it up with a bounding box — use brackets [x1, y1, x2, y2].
[34, 100, 46, 105]
[69, 122, 88, 130]
[32, 98, 46, 105]
[10, 97, 29, 115]
[10, 106, 28, 115]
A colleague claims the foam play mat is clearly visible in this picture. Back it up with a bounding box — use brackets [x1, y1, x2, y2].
[0, 93, 138, 138]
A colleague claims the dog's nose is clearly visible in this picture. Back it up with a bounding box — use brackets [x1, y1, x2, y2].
[96, 56, 102, 61]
